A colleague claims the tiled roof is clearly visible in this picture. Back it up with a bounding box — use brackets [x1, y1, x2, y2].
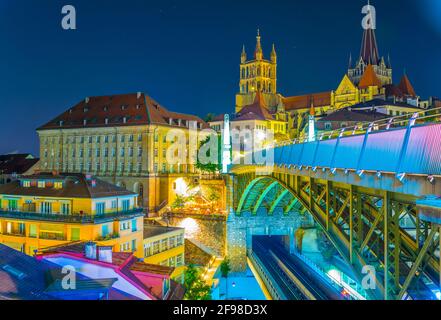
[398, 74, 417, 97]
[235, 91, 275, 121]
[282, 92, 331, 111]
[0, 244, 54, 300]
[38, 93, 209, 130]
[143, 225, 183, 239]
[0, 154, 39, 175]
[385, 75, 417, 98]
[318, 108, 388, 123]
[0, 172, 135, 199]
[358, 64, 382, 89]
[349, 98, 420, 110]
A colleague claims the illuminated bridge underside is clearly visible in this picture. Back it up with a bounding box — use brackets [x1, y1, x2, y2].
[228, 123, 441, 300]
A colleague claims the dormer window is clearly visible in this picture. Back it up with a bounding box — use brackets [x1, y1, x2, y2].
[103, 106, 108, 112]
[136, 104, 141, 110]
[59, 120, 64, 127]
[83, 119, 87, 126]
[105, 118, 109, 125]
[121, 105, 127, 110]
[84, 107, 89, 113]
[123, 117, 127, 124]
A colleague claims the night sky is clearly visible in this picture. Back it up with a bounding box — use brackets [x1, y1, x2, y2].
[1, 0, 440, 155]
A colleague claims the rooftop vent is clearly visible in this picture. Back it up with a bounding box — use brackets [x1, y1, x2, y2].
[85, 242, 97, 260]
[98, 246, 113, 264]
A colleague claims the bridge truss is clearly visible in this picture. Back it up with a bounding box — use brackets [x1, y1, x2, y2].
[229, 168, 441, 300]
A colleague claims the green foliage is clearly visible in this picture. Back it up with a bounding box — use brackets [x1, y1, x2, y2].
[171, 195, 186, 209]
[220, 258, 231, 278]
[184, 264, 212, 300]
[196, 135, 222, 173]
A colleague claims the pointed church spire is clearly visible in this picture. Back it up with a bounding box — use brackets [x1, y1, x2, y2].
[360, 1, 379, 65]
[271, 43, 277, 63]
[241, 45, 247, 63]
[255, 28, 263, 60]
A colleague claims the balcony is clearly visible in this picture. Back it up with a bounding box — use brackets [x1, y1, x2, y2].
[39, 232, 67, 241]
[0, 209, 144, 224]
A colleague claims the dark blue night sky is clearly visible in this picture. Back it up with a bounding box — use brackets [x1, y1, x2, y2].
[1, 0, 440, 155]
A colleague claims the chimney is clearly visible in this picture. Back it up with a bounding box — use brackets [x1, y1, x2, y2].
[97, 246, 113, 264]
[85, 242, 97, 260]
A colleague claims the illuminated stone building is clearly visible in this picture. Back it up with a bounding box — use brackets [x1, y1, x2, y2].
[37, 93, 209, 212]
[220, 8, 424, 140]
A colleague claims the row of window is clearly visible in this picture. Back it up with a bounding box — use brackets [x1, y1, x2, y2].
[43, 134, 143, 145]
[159, 253, 184, 268]
[144, 234, 184, 257]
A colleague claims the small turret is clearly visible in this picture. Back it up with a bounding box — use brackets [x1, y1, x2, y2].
[241, 45, 247, 63]
[255, 29, 263, 60]
[271, 44, 277, 63]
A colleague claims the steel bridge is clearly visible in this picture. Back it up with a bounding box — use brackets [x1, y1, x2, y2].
[226, 109, 441, 300]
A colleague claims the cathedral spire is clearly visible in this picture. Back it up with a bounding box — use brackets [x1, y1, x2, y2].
[360, 1, 379, 65]
[271, 43, 277, 63]
[255, 29, 263, 60]
[241, 45, 247, 63]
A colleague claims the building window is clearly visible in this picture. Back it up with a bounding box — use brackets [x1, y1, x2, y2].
[169, 236, 176, 249]
[325, 122, 332, 130]
[40, 202, 52, 214]
[129, 147, 133, 157]
[138, 147, 142, 157]
[177, 234, 184, 246]
[96, 202, 106, 215]
[111, 200, 117, 209]
[122, 199, 130, 211]
[161, 239, 168, 251]
[38, 181, 46, 188]
[23, 180, 31, 187]
[61, 203, 70, 214]
[153, 241, 160, 254]
[131, 219, 137, 232]
[120, 221, 130, 231]
[120, 242, 130, 252]
[176, 254, 184, 267]
[54, 182, 63, 189]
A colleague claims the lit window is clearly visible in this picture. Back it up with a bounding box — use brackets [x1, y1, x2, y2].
[54, 182, 63, 189]
[23, 181, 31, 188]
[38, 181, 45, 188]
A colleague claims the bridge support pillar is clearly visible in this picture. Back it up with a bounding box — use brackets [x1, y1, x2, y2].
[289, 227, 295, 254]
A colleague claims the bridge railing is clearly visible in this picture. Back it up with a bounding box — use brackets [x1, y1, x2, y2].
[276, 106, 441, 147]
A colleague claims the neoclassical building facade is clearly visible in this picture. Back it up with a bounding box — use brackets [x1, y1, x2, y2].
[37, 92, 209, 212]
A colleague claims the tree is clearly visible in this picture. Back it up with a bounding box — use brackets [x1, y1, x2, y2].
[220, 258, 231, 278]
[207, 187, 221, 212]
[184, 264, 212, 300]
[196, 135, 222, 173]
[171, 195, 186, 210]
[220, 258, 231, 299]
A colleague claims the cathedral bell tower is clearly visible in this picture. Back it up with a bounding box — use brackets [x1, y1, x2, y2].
[236, 30, 278, 113]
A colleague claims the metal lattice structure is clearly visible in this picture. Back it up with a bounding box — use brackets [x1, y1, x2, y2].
[227, 117, 441, 300]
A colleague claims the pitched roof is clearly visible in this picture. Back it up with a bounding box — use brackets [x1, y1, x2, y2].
[282, 92, 331, 111]
[0, 154, 39, 175]
[349, 98, 420, 110]
[234, 91, 275, 121]
[398, 74, 417, 97]
[143, 225, 184, 239]
[358, 64, 382, 88]
[0, 172, 135, 199]
[0, 244, 54, 300]
[318, 108, 388, 123]
[38, 93, 209, 131]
